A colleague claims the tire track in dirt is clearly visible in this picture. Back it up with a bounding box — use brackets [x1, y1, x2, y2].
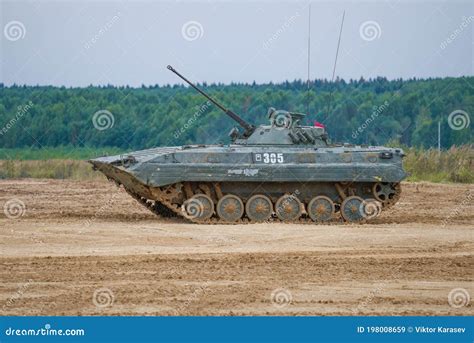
[0, 179, 472, 316]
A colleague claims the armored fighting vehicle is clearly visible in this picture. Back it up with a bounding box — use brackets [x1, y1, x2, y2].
[90, 65, 406, 223]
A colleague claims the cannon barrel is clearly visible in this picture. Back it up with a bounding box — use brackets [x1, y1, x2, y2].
[167, 65, 255, 134]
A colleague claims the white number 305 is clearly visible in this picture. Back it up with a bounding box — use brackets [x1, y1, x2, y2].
[255, 153, 284, 164]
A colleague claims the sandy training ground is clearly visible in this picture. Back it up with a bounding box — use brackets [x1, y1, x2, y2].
[0, 179, 472, 316]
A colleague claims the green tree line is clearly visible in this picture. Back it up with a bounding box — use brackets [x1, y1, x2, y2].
[0, 76, 472, 152]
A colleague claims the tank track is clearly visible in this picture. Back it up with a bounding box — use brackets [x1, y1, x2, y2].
[122, 181, 401, 224]
[125, 188, 178, 218]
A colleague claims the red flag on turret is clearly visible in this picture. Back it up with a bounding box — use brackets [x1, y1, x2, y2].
[314, 121, 325, 128]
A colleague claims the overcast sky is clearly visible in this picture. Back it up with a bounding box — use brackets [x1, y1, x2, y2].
[1, 0, 473, 87]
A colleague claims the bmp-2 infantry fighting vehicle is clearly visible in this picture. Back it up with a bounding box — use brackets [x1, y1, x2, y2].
[90, 65, 406, 224]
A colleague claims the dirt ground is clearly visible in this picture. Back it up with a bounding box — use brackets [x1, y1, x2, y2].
[0, 179, 472, 316]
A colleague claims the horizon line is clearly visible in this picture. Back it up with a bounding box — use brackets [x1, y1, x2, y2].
[1, 75, 471, 89]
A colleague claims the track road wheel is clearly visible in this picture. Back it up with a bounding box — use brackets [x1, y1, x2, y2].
[181, 194, 214, 221]
[245, 194, 273, 222]
[275, 195, 302, 222]
[307, 196, 335, 222]
[372, 182, 401, 208]
[217, 194, 244, 222]
[340, 195, 365, 222]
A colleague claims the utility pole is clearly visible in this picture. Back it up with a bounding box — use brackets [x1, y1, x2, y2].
[438, 121, 441, 153]
[306, 4, 311, 116]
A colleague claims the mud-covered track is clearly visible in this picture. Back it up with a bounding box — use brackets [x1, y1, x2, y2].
[124, 181, 402, 224]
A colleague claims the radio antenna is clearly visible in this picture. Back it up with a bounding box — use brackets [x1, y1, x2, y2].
[325, 10, 345, 119]
[306, 4, 312, 116]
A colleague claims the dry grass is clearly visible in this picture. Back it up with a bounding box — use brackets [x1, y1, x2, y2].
[0, 160, 104, 180]
[404, 145, 473, 183]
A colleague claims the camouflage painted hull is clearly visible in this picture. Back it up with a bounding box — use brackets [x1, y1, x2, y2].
[90, 144, 406, 223]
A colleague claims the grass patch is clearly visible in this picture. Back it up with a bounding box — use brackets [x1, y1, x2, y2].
[0, 160, 104, 180]
[404, 145, 473, 183]
[0, 146, 125, 160]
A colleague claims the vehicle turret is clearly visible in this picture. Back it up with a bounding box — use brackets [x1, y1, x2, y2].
[167, 65, 328, 146]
